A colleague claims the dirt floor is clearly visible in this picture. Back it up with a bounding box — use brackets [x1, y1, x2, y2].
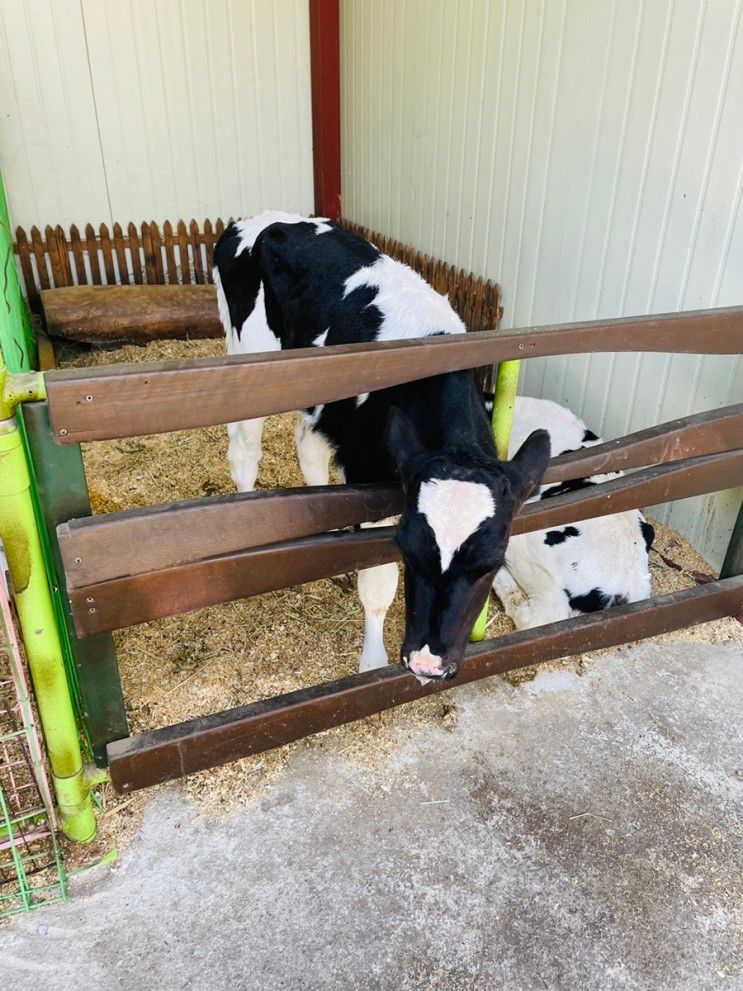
[53, 338, 743, 864]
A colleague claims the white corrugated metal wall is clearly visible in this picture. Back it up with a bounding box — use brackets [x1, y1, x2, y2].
[0, 0, 314, 230]
[341, 0, 743, 569]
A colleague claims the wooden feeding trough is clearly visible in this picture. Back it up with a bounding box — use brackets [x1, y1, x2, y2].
[23, 301, 742, 794]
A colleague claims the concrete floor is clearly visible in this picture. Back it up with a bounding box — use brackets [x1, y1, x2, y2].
[3, 641, 742, 991]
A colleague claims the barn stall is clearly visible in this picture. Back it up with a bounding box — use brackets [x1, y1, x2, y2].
[0, 0, 741, 894]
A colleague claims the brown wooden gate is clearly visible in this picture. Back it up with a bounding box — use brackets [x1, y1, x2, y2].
[35, 304, 743, 793]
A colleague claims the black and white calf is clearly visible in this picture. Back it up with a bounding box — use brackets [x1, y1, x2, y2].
[490, 396, 654, 629]
[213, 212, 652, 680]
[214, 212, 548, 679]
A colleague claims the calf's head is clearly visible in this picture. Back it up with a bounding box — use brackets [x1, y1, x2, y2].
[387, 409, 550, 681]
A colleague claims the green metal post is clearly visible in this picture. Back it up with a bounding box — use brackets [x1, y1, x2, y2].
[0, 406, 95, 841]
[470, 360, 522, 641]
[22, 401, 128, 764]
[0, 169, 96, 839]
[491, 360, 521, 462]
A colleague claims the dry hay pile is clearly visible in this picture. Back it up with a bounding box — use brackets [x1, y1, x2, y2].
[56, 339, 742, 845]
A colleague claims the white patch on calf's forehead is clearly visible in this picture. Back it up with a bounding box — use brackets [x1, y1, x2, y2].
[418, 479, 495, 571]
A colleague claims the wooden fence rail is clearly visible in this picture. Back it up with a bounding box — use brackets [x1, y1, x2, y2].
[57, 404, 743, 591]
[45, 306, 743, 444]
[14, 219, 502, 336]
[62, 447, 743, 637]
[107, 575, 743, 792]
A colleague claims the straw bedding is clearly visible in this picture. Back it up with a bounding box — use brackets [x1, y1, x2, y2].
[55, 339, 741, 851]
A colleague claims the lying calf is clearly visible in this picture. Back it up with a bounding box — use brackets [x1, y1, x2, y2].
[488, 395, 654, 629]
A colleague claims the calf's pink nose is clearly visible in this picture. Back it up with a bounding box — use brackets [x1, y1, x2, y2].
[408, 645, 445, 678]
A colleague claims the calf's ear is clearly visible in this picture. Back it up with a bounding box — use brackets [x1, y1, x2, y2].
[386, 407, 427, 478]
[509, 429, 551, 504]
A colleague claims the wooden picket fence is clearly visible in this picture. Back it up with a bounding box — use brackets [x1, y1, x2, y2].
[13, 219, 502, 335]
[13, 220, 224, 312]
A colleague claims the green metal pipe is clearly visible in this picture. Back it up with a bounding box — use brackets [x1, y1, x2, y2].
[0, 413, 95, 842]
[470, 359, 522, 641]
[491, 360, 521, 462]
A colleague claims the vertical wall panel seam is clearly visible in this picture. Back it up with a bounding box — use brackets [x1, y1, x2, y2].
[552, 1, 590, 405]
[35, 3, 64, 222]
[0, 8, 38, 223]
[366, 0, 374, 223]
[379, 0, 385, 228]
[452, 0, 476, 263]
[613, 0, 678, 434]
[594, 0, 668, 433]
[427, 3, 448, 252]
[647, 0, 707, 315]
[590, 0, 645, 316]
[176, 0, 201, 211]
[130, 4, 158, 219]
[528, 0, 562, 398]
[270, 3, 287, 203]
[572, 0, 618, 323]
[613, 0, 675, 308]
[203, 0, 225, 212]
[395, 0, 407, 237]
[496, 0, 528, 288]
[441, 0, 462, 259]
[226, 0, 246, 211]
[618, 0, 690, 435]
[248, 0, 266, 206]
[349, 0, 358, 219]
[466, 1, 493, 273]
[152, 4, 178, 216]
[578, 0, 645, 419]
[677, 0, 742, 312]
[508, 0, 549, 330]
[414, 1, 433, 247]
[79, 0, 113, 225]
[384, 0, 394, 235]
[711, 156, 743, 305]
[523, 0, 567, 398]
[480, 0, 509, 280]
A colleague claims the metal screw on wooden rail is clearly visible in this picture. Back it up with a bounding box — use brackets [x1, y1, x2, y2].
[85, 395, 93, 402]
[59, 428, 67, 437]
[74, 557, 82, 564]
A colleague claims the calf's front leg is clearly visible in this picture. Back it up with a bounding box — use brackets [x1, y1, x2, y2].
[357, 518, 399, 672]
[227, 418, 266, 492]
[295, 417, 332, 486]
[357, 562, 399, 672]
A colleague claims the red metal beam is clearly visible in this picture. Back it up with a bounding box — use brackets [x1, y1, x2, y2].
[309, 0, 341, 220]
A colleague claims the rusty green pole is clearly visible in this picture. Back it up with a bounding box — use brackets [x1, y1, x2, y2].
[0, 360, 96, 842]
[470, 359, 521, 641]
[0, 170, 95, 841]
